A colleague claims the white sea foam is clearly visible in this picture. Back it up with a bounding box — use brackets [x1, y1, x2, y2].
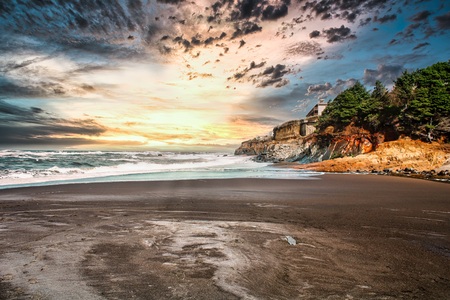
[0, 151, 321, 189]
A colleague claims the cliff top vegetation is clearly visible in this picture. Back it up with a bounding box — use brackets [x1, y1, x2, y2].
[317, 61, 450, 142]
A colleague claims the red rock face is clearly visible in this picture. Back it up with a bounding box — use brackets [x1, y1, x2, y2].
[321, 134, 376, 160]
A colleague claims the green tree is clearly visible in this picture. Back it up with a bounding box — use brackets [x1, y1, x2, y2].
[399, 61, 450, 139]
[318, 81, 370, 130]
[391, 70, 416, 107]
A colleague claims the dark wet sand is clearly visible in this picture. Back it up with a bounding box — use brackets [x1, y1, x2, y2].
[0, 175, 449, 299]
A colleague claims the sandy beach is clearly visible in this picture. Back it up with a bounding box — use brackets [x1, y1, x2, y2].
[0, 175, 449, 299]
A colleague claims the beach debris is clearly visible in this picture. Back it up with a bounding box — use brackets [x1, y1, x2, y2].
[285, 235, 296, 245]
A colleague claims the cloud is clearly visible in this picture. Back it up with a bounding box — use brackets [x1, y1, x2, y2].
[359, 17, 372, 27]
[0, 1, 163, 62]
[0, 100, 107, 146]
[0, 56, 51, 73]
[0, 76, 66, 98]
[231, 21, 262, 39]
[230, 62, 291, 88]
[410, 10, 432, 22]
[322, 25, 357, 43]
[306, 79, 357, 99]
[363, 64, 404, 85]
[186, 72, 213, 80]
[309, 30, 321, 38]
[301, 0, 391, 23]
[413, 42, 430, 50]
[435, 12, 450, 30]
[228, 60, 267, 82]
[307, 82, 332, 97]
[256, 64, 290, 88]
[374, 14, 397, 23]
[248, 61, 266, 69]
[228, 0, 291, 21]
[285, 41, 322, 57]
[261, 3, 289, 20]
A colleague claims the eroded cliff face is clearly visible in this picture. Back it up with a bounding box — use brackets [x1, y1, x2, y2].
[234, 122, 380, 163]
[273, 120, 302, 141]
[235, 119, 450, 173]
[292, 139, 450, 173]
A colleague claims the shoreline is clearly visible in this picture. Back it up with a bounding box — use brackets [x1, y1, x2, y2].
[2, 161, 448, 192]
[275, 161, 450, 183]
[1, 176, 449, 299]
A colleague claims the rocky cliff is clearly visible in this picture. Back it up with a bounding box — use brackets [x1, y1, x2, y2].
[234, 120, 450, 172]
[291, 139, 450, 173]
[235, 121, 379, 163]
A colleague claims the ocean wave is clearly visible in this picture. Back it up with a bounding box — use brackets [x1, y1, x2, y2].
[0, 152, 262, 187]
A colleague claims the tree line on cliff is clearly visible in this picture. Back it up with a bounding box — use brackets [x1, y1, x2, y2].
[317, 61, 450, 142]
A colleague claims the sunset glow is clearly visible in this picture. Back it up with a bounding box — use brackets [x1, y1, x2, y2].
[1, 0, 449, 150]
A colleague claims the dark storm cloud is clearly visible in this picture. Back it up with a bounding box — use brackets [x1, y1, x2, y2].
[435, 12, 450, 30]
[374, 14, 397, 23]
[321, 12, 333, 20]
[249, 61, 267, 69]
[61, 38, 144, 59]
[322, 25, 357, 43]
[301, 0, 390, 23]
[228, 63, 290, 88]
[359, 17, 372, 27]
[0, 100, 107, 145]
[309, 30, 321, 38]
[262, 65, 287, 78]
[256, 64, 290, 88]
[363, 64, 404, 85]
[229, 60, 266, 81]
[261, 3, 289, 20]
[228, 0, 291, 21]
[410, 10, 432, 22]
[340, 11, 358, 23]
[231, 21, 262, 39]
[389, 38, 398, 45]
[413, 42, 430, 50]
[404, 23, 419, 37]
[191, 36, 202, 46]
[0, 0, 162, 60]
[0, 76, 65, 98]
[0, 127, 105, 146]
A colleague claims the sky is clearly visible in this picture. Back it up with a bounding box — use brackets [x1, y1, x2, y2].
[0, 0, 449, 151]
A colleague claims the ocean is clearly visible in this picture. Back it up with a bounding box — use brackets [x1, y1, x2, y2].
[0, 150, 321, 189]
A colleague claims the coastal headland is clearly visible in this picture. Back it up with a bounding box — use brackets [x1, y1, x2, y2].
[1, 176, 449, 299]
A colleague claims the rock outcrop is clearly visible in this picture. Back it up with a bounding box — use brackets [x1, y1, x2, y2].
[235, 121, 380, 163]
[273, 120, 302, 140]
[291, 139, 450, 173]
[235, 119, 450, 173]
